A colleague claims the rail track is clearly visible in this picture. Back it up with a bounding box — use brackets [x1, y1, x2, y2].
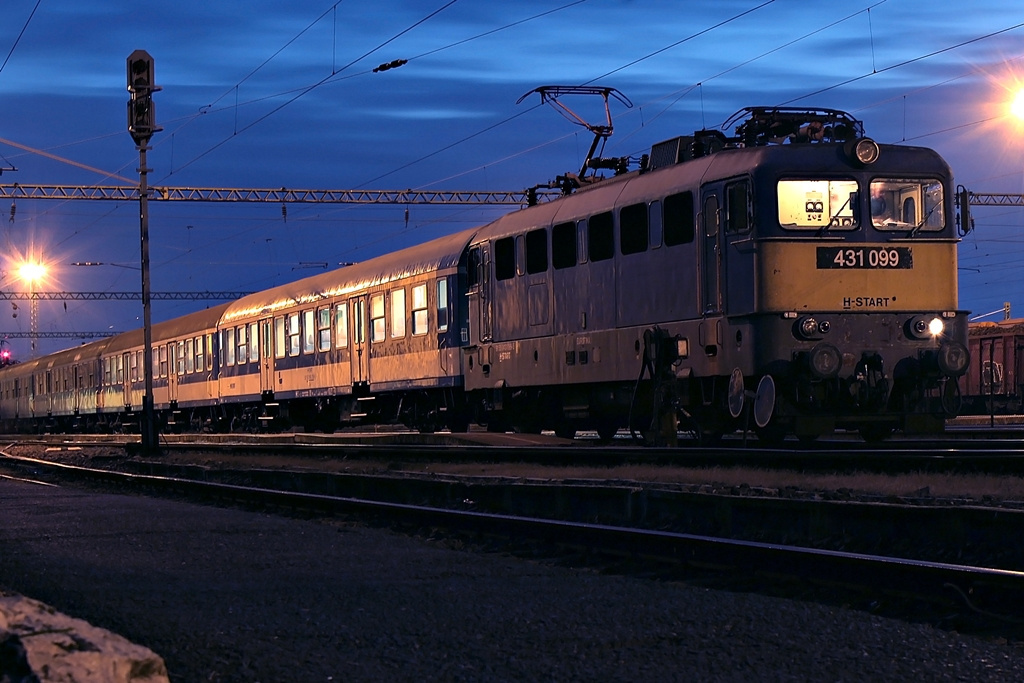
[4, 429, 1024, 475]
[3, 442, 1024, 641]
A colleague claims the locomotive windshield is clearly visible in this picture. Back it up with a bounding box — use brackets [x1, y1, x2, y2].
[777, 179, 858, 230]
[869, 178, 943, 233]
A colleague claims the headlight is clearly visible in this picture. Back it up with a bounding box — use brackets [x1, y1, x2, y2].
[907, 315, 944, 339]
[796, 316, 830, 340]
[844, 137, 880, 165]
[799, 317, 818, 338]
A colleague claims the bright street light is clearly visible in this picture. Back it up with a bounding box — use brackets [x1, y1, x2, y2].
[16, 260, 48, 358]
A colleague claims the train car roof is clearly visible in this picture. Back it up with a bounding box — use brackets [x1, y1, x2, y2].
[100, 304, 229, 354]
[969, 319, 1024, 337]
[222, 227, 476, 323]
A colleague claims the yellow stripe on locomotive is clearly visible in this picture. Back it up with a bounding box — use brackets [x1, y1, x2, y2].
[758, 241, 958, 312]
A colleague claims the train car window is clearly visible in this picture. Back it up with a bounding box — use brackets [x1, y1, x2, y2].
[302, 310, 315, 354]
[577, 220, 589, 264]
[186, 338, 195, 374]
[649, 201, 663, 249]
[275, 317, 286, 359]
[118, 355, 125, 383]
[620, 203, 648, 255]
[777, 179, 858, 230]
[664, 191, 695, 246]
[317, 307, 331, 351]
[159, 345, 168, 378]
[236, 328, 247, 366]
[335, 303, 349, 348]
[103, 357, 111, 386]
[467, 248, 481, 287]
[725, 181, 751, 233]
[288, 312, 301, 357]
[391, 289, 407, 338]
[869, 178, 943, 232]
[249, 323, 259, 363]
[371, 294, 386, 342]
[551, 222, 576, 269]
[589, 211, 614, 262]
[412, 284, 428, 335]
[196, 336, 205, 372]
[515, 235, 526, 276]
[525, 228, 548, 274]
[494, 237, 515, 280]
[354, 299, 367, 344]
[436, 278, 449, 332]
[225, 330, 236, 366]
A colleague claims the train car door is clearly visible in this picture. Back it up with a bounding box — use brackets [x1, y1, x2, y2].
[701, 193, 723, 315]
[167, 342, 179, 404]
[259, 317, 274, 396]
[467, 244, 493, 343]
[350, 296, 369, 386]
[122, 352, 132, 408]
[72, 364, 81, 414]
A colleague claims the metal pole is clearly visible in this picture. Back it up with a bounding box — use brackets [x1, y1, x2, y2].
[138, 143, 157, 454]
[28, 283, 37, 358]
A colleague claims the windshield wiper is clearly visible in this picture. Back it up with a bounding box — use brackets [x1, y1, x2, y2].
[906, 205, 938, 237]
[818, 192, 855, 236]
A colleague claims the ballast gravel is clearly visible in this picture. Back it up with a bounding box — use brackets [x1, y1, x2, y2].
[1, 480, 1023, 682]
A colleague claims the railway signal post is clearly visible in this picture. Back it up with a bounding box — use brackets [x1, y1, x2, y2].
[127, 50, 162, 455]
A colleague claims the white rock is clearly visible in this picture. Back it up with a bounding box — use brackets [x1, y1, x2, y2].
[0, 592, 168, 683]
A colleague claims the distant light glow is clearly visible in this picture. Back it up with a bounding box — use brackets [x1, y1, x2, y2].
[17, 262, 47, 283]
[1013, 89, 1024, 120]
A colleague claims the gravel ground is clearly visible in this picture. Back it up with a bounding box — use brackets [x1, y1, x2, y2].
[2, 479, 1024, 682]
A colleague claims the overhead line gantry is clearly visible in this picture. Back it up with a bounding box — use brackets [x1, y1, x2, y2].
[0, 291, 250, 301]
[0, 184, 558, 205]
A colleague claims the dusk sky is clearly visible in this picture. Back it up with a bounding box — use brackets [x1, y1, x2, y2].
[2, 0, 1024, 357]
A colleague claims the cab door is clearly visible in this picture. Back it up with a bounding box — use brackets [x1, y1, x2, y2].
[701, 193, 723, 315]
[700, 191, 724, 358]
[350, 296, 369, 387]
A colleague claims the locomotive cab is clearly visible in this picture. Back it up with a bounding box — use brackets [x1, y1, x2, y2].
[697, 108, 970, 441]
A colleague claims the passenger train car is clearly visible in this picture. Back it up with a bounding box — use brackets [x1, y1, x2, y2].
[0, 107, 970, 442]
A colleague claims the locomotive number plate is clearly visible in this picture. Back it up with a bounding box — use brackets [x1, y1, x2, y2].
[816, 246, 912, 269]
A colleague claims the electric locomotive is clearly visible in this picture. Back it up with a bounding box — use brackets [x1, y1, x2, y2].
[0, 106, 969, 443]
[462, 107, 969, 442]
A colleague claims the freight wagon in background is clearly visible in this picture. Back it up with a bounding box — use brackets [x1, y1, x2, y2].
[963, 320, 1024, 414]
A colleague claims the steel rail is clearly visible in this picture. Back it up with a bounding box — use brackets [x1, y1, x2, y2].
[3, 452, 1024, 624]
